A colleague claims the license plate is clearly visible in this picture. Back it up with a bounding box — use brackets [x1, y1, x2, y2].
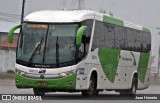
[37, 82, 48, 86]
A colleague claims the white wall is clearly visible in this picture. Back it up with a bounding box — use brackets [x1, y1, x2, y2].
[0, 49, 16, 72]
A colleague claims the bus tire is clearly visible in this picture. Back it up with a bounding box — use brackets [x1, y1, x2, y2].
[128, 77, 137, 95]
[81, 75, 97, 96]
[94, 90, 99, 95]
[119, 77, 137, 95]
[33, 88, 45, 96]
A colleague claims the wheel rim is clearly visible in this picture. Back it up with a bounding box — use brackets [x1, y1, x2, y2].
[89, 80, 94, 95]
[132, 82, 136, 94]
[132, 85, 135, 93]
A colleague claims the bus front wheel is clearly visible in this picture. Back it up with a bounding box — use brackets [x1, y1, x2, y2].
[33, 88, 45, 96]
[81, 76, 98, 96]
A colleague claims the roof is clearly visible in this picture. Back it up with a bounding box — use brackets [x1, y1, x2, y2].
[0, 38, 17, 48]
[103, 15, 150, 32]
[0, 20, 20, 33]
[24, 10, 94, 23]
[24, 10, 150, 32]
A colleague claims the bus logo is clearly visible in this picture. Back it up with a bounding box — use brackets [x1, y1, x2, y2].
[39, 69, 46, 74]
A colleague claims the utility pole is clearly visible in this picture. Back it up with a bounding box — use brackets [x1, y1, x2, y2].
[158, 46, 160, 80]
[72, 0, 85, 10]
[62, 0, 67, 9]
[157, 27, 160, 35]
[157, 27, 160, 80]
[21, 0, 26, 24]
[79, 0, 85, 10]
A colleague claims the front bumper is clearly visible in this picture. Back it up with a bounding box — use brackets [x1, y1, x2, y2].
[15, 73, 76, 90]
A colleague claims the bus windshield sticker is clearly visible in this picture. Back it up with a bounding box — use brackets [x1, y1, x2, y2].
[27, 24, 47, 28]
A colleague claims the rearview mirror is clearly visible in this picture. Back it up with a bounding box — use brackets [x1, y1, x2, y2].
[8, 24, 21, 43]
[76, 26, 87, 45]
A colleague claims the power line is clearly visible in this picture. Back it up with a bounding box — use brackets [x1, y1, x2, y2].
[71, 0, 85, 10]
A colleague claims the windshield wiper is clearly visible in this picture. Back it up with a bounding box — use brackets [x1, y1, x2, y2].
[29, 36, 43, 63]
[56, 36, 59, 67]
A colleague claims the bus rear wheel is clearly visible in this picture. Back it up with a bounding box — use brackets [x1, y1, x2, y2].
[128, 77, 137, 95]
[119, 77, 137, 95]
[81, 76, 98, 96]
[33, 88, 45, 96]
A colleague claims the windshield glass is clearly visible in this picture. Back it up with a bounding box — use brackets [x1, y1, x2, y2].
[17, 23, 79, 67]
[44, 25, 77, 64]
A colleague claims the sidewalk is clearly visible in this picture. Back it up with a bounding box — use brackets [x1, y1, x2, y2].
[0, 79, 15, 86]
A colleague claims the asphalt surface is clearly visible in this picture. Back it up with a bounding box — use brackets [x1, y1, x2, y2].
[0, 79, 160, 103]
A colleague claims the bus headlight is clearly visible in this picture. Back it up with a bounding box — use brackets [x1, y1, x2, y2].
[60, 73, 67, 77]
[59, 69, 77, 77]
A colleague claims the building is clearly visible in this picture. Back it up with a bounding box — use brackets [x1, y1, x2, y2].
[0, 20, 20, 72]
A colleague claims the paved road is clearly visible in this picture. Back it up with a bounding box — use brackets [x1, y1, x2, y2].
[0, 79, 160, 103]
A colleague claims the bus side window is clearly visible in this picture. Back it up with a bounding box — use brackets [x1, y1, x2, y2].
[92, 21, 105, 50]
[104, 23, 115, 49]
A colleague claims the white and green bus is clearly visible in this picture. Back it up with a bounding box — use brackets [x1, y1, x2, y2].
[8, 10, 151, 96]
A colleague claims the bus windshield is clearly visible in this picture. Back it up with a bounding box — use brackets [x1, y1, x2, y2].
[17, 23, 79, 67]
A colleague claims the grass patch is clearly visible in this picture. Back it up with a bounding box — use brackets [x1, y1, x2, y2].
[0, 72, 15, 79]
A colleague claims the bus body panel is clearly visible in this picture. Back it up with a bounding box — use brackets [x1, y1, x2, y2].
[75, 48, 150, 90]
[14, 10, 151, 93]
[15, 64, 78, 90]
[16, 72, 77, 90]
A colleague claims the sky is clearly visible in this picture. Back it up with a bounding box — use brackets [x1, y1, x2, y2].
[0, 0, 160, 69]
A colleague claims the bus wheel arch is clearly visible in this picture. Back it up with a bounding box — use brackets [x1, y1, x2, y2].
[81, 70, 99, 96]
[120, 73, 138, 95]
[91, 70, 98, 89]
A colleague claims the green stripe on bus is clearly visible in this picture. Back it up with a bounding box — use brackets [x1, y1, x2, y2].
[98, 48, 120, 83]
[16, 73, 77, 89]
[137, 53, 150, 83]
[143, 27, 150, 32]
[103, 15, 124, 26]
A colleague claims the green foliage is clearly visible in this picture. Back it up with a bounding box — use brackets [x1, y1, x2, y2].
[7, 70, 15, 74]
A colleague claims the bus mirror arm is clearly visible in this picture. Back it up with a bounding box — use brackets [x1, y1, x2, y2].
[76, 26, 87, 45]
[8, 24, 22, 43]
[82, 36, 90, 43]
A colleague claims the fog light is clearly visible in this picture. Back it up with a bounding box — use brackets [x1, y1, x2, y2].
[59, 73, 67, 77]
[15, 69, 27, 76]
